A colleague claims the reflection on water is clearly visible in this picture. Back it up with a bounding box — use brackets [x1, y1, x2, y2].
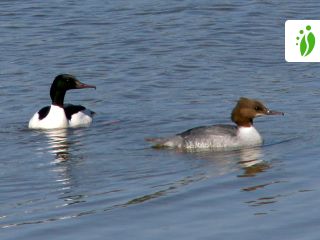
[0, 129, 92, 229]
[125, 174, 205, 206]
[238, 147, 263, 168]
[124, 147, 269, 207]
[43, 129, 90, 208]
[44, 129, 70, 163]
[14, 130, 277, 228]
[180, 146, 269, 178]
[178, 147, 283, 214]
[239, 162, 270, 178]
[237, 147, 270, 177]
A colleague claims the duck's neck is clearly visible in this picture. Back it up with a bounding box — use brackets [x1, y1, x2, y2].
[236, 119, 253, 128]
[51, 90, 66, 107]
[231, 108, 254, 128]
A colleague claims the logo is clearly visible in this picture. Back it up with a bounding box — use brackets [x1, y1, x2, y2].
[285, 20, 320, 62]
[296, 25, 315, 57]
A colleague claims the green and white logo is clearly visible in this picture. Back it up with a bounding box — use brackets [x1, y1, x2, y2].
[296, 25, 315, 57]
[285, 20, 320, 62]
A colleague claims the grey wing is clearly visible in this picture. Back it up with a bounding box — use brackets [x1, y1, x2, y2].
[178, 124, 238, 139]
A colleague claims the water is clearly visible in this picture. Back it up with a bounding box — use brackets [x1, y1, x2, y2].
[1, 0, 320, 239]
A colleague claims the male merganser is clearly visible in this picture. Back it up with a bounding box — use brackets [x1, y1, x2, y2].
[28, 74, 96, 129]
[146, 97, 284, 150]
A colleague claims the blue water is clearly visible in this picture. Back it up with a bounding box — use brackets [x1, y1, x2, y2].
[2, 1, 320, 239]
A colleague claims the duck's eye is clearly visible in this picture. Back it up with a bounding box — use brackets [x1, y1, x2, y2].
[255, 106, 261, 111]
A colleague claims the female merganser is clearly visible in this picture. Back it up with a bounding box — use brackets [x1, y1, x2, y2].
[146, 97, 284, 150]
[28, 74, 96, 129]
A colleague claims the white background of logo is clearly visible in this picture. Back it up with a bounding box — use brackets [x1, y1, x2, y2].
[285, 20, 320, 62]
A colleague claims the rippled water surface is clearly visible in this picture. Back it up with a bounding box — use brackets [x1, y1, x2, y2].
[2, 1, 320, 239]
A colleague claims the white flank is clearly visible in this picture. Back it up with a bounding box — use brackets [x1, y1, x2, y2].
[69, 109, 93, 128]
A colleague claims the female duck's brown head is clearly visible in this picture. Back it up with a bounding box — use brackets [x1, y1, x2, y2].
[231, 97, 284, 127]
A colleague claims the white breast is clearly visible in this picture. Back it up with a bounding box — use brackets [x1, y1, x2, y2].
[28, 105, 68, 129]
[237, 126, 263, 146]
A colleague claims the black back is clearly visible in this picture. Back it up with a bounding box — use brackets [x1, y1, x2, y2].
[37, 104, 94, 121]
[64, 105, 86, 120]
[38, 106, 51, 120]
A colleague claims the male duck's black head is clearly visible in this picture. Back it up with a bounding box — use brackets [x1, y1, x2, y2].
[50, 74, 96, 107]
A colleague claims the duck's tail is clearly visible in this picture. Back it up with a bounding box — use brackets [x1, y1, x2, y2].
[145, 137, 169, 148]
[145, 136, 183, 149]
